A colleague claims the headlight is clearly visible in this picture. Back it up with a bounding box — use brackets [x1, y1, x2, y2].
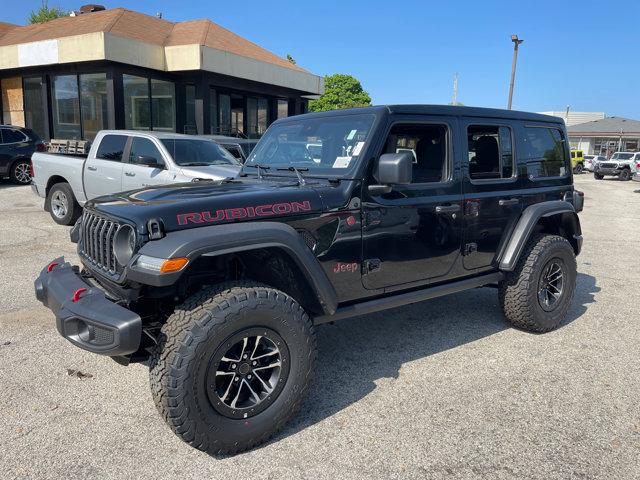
[134, 255, 189, 274]
[113, 225, 136, 266]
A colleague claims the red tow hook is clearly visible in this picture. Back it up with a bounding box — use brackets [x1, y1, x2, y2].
[47, 261, 59, 273]
[72, 288, 88, 303]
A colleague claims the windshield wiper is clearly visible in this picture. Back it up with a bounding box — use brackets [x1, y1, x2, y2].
[276, 166, 308, 186]
[244, 163, 271, 180]
[181, 162, 211, 166]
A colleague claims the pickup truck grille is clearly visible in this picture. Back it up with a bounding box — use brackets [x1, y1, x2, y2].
[599, 162, 617, 169]
[79, 210, 122, 275]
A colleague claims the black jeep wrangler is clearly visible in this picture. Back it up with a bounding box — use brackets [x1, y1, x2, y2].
[35, 106, 583, 455]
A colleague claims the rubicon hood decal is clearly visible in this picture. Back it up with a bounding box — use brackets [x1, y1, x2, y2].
[177, 201, 312, 225]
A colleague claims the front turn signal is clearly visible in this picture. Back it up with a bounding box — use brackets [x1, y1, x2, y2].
[159, 257, 189, 273]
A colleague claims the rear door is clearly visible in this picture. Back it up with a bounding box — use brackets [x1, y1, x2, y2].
[84, 134, 128, 198]
[122, 137, 174, 190]
[0, 129, 9, 173]
[461, 119, 522, 271]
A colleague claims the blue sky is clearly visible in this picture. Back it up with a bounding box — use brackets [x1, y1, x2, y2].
[6, 1, 640, 118]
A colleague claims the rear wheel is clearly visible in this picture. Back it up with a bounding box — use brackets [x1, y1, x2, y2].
[46, 183, 80, 225]
[619, 169, 631, 181]
[149, 282, 316, 455]
[499, 234, 576, 333]
[10, 159, 31, 185]
[594, 172, 604, 180]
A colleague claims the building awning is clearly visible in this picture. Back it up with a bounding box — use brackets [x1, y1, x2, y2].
[0, 8, 323, 95]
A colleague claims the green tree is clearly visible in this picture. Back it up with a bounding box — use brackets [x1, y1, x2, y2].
[309, 74, 372, 112]
[286, 54, 296, 65]
[28, 1, 67, 24]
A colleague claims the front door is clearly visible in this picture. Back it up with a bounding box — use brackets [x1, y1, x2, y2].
[122, 137, 174, 190]
[461, 120, 522, 271]
[362, 117, 463, 290]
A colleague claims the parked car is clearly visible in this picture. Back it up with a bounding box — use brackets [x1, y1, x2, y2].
[35, 105, 583, 455]
[570, 149, 585, 173]
[584, 154, 606, 172]
[31, 131, 241, 225]
[206, 135, 259, 163]
[0, 125, 45, 185]
[593, 151, 640, 181]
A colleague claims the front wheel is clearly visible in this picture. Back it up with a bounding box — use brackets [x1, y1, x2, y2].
[149, 282, 316, 455]
[619, 169, 631, 181]
[10, 159, 31, 185]
[594, 172, 604, 180]
[499, 235, 577, 333]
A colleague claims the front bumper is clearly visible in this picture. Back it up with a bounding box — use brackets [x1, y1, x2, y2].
[595, 167, 621, 176]
[34, 257, 141, 356]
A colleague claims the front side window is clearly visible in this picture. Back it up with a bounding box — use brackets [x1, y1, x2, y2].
[161, 139, 239, 167]
[383, 123, 448, 183]
[96, 134, 128, 161]
[246, 114, 375, 176]
[129, 137, 164, 167]
[523, 127, 567, 178]
[467, 125, 514, 180]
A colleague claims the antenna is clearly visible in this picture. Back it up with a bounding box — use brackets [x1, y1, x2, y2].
[452, 73, 459, 105]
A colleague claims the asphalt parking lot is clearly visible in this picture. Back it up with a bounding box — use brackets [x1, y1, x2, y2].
[1, 175, 639, 479]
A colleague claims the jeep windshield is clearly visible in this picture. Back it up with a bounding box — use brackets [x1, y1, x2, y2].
[611, 153, 633, 160]
[161, 139, 240, 167]
[244, 113, 375, 176]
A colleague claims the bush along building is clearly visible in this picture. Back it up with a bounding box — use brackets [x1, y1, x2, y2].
[0, 6, 323, 141]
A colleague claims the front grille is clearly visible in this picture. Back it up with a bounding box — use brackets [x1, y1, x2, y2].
[600, 163, 617, 168]
[79, 210, 122, 275]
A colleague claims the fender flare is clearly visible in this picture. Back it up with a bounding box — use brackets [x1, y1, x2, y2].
[499, 201, 582, 272]
[128, 222, 338, 315]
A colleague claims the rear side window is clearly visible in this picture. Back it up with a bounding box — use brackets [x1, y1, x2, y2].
[1, 128, 27, 144]
[523, 127, 567, 178]
[96, 135, 128, 161]
[467, 125, 514, 180]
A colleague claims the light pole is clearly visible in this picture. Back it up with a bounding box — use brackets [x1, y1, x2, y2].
[507, 34, 523, 110]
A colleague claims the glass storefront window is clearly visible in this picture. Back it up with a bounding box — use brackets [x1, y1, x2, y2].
[23, 77, 47, 140]
[209, 88, 217, 134]
[123, 74, 150, 131]
[230, 94, 244, 136]
[185, 85, 196, 134]
[219, 94, 231, 135]
[80, 73, 108, 141]
[277, 99, 288, 119]
[247, 97, 269, 138]
[51, 75, 81, 139]
[151, 79, 175, 132]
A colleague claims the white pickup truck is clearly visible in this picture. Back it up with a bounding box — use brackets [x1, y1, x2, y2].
[31, 131, 242, 225]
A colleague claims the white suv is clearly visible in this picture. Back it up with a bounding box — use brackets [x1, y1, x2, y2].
[584, 155, 606, 172]
[594, 152, 640, 181]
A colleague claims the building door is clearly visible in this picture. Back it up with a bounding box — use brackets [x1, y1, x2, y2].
[362, 117, 463, 290]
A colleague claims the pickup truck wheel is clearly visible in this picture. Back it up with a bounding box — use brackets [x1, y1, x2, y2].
[10, 159, 31, 185]
[594, 172, 604, 180]
[46, 183, 80, 226]
[619, 169, 631, 181]
[149, 282, 316, 455]
[499, 234, 576, 333]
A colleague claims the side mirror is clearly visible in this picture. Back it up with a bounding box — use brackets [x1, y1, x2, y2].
[369, 152, 413, 194]
[137, 155, 161, 168]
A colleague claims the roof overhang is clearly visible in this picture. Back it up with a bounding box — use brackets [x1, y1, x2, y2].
[0, 33, 324, 95]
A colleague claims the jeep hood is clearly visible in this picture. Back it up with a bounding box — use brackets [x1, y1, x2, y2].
[85, 178, 327, 233]
[179, 164, 241, 180]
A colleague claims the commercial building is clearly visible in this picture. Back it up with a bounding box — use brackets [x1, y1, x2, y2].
[567, 117, 640, 156]
[0, 6, 323, 141]
[538, 111, 605, 127]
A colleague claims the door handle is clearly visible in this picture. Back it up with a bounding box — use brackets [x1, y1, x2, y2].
[499, 198, 520, 206]
[87, 165, 97, 171]
[435, 204, 461, 214]
[124, 172, 136, 177]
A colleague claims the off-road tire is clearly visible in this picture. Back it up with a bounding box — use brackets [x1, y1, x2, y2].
[10, 159, 31, 185]
[573, 162, 583, 174]
[499, 234, 576, 333]
[46, 182, 81, 226]
[149, 282, 316, 455]
[594, 172, 604, 180]
[619, 169, 631, 181]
